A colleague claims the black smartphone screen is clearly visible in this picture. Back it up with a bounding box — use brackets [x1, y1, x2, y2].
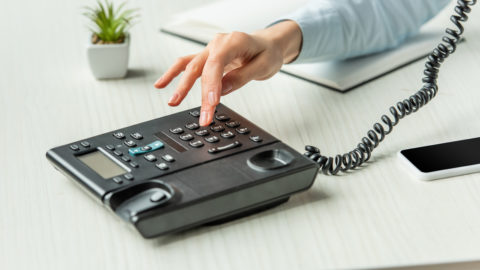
[400, 137, 480, 173]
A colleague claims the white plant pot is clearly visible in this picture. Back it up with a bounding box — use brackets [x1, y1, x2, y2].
[86, 35, 130, 79]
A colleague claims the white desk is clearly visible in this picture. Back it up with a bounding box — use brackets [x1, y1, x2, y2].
[1, 0, 480, 269]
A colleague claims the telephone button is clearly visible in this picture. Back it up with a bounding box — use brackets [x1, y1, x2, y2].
[129, 161, 139, 168]
[69, 144, 80, 151]
[156, 163, 169, 170]
[129, 140, 164, 156]
[113, 177, 123, 184]
[215, 114, 230, 121]
[162, 154, 175, 162]
[221, 131, 235, 139]
[179, 133, 194, 141]
[113, 132, 125, 139]
[185, 123, 200, 130]
[249, 135, 263, 143]
[208, 141, 242, 154]
[189, 140, 204, 148]
[130, 132, 143, 140]
[144, 154, 157, 162]
[105, 144, 115, 151]
[124, 140, 136, 147]
[225, 121, 240, 128]
[189, 110, 200, 118]
[211, 125, 225, 132]
[140, 146, 152, 151]
[195, 129, 209, 136]
[236, 127, 250, 134]
[169, 127, 184, 134]
[80, 141, 90, 148]
[205, 135, 220, 143]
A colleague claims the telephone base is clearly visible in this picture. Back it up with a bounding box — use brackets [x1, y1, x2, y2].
[204, 196, 290, 226]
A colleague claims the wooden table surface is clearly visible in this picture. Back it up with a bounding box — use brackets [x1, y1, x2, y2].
[1, 0, 479, 269]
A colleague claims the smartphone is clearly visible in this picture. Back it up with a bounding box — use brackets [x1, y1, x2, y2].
[398, 137, 480, 181]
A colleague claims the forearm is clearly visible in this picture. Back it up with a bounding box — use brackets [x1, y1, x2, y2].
[274, 0, 451, 63]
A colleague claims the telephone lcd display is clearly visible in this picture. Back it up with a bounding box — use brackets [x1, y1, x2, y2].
[78, 150, 127, 179]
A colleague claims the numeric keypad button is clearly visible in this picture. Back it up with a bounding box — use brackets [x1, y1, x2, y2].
[236, 127, 250, 134]
[189, 140, 204, 148]
[189, 110, 200, 117]
[221, 131, 235, 139]
[210, 125, 225, 132]
[195, 129, 209, 136]
[205, 135, 220, 143]
[169, 127, 184, 134]
[185, 122, 200, 130]
[179, 133, 194, 141]
[225, 121, 240, 128]
[215, 113, 230, 121]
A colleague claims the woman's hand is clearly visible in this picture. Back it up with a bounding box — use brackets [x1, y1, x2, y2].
[154, 20, 302, 126]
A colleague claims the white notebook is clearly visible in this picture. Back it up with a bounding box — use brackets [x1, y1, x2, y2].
[161, 0, 447, 91]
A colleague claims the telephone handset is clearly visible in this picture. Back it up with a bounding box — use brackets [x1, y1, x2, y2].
[304, 0, 477, 175]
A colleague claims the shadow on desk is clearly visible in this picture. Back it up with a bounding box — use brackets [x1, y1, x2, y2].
[153, 187, 330, 246]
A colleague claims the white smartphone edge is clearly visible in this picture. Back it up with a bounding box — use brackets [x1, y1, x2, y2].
[397, 151, 480, 181]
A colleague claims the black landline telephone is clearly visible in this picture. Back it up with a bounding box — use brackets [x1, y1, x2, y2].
[46, 1, 475, 238]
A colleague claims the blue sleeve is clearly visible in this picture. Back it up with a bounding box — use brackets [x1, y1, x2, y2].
[276, 0, 451, 63]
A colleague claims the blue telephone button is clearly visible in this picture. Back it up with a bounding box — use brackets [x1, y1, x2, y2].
[129, 140, 164, 156]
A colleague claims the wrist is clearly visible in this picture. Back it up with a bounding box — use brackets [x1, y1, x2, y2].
[255, 20, 302, 64]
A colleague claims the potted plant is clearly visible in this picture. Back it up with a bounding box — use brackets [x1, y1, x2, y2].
[84, 1, 138, 79]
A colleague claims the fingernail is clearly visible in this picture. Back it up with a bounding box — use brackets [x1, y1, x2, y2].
[208, 91, 217, 106]
[199, 110, 210, 126]
[221, 82, 232, 94]
[168, 93, 179, 105]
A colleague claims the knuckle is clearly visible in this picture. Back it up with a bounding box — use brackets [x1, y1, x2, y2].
[228, 31, 249, 44]
[175, 56, 189, 65]
[185, 62, 200, 74]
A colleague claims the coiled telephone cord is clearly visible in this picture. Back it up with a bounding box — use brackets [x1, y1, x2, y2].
[304, 0, 477, 175]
